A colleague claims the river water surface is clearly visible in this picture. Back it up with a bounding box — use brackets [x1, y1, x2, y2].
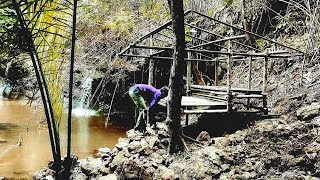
[0, 100, 127, 179]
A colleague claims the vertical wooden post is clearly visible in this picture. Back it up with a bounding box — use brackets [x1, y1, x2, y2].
[186, 52, 192, 125]
[214, 58, 219, 86]
[186, 53, 192, 96]
[247, 56, 252, 109]
[227, 40, 232, 112]
[263, 55, 268, 114]
[147, 37, 154, 125]
[148, 60, 154, 86]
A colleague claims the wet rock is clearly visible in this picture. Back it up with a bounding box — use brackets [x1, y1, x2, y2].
[79, 157, 109, 176]
[115, 138, 129, 150]
[98, 174, 118, 180]
[297, 103, 320, 121]
[196, 131, 211, 142]
[94, 148, 112, 158]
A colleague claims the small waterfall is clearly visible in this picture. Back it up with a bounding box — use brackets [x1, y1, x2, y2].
[78, 78, 92, 109]
[72, 78, 96, 117]
[0, 85, 5, 99]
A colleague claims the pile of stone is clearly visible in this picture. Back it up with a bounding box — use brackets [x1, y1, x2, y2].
[103, 122, 177, 179]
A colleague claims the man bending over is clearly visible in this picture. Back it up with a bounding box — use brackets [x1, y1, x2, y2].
[129, 84, 168, 132]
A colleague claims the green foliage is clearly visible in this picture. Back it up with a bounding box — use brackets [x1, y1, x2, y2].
[256, 39, 265, 49]
[185, 26, 192, 42]
[140, 0, 169, 22]
[104, 11, 135, 38]
[223, 0, 234, 7]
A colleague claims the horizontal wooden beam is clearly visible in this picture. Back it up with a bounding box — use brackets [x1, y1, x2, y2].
[190, 35, 246, 49]
[185, 23, 261, 52]
[132, 45, 268, 57]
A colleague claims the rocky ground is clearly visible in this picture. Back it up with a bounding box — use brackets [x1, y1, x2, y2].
[34, 35, 320, 180]
[35, 101, 320, 179]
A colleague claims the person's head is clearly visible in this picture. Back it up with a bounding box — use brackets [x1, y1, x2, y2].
[160, 86, 168, 98]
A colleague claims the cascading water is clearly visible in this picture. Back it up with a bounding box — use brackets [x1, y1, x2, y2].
[72, 78, 96, 116]
[78, 78, 92, 109]
[0, 85, 5, 99]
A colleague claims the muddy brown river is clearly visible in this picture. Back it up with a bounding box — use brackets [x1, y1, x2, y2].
[0, 100, 127, 179]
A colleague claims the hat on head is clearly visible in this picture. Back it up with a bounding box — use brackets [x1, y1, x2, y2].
[160, 86, 169, 97]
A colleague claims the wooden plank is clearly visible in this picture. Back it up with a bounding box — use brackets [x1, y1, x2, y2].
[183, 109, 228, 114]
[158, 96, 227, 107]
[181, 96, 227, 106]
[190, 85, 263, 94]
[191, 89, 228, 95]
[234, 94, 264, 98]
[192, 93, 227, 101]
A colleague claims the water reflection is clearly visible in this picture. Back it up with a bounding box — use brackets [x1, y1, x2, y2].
[0, 100, 126, 179]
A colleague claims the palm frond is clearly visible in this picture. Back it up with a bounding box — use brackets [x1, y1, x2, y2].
[17, 0, 73, 128]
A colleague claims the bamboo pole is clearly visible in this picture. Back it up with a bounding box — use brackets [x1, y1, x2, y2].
[66, 0, 78, 162]
[227, 40, 232, 112]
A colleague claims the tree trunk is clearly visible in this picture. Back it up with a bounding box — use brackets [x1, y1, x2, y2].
[166, 0, 185, 153]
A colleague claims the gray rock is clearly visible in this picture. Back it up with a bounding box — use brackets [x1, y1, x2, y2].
[146, 136, 158, 148]
[128, 140, 142, 153]
[196, 131, 211, 142]
[110, 151, 126, 170]
[146, 127, 156, 136]
[297, 103, 320, 120]
[158, 166, 175, 180]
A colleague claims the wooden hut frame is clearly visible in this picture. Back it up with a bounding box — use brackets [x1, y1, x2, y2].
[119, 10, 304, 124]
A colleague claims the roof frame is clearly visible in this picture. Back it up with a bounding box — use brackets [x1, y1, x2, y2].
[119, 10, 304, 61]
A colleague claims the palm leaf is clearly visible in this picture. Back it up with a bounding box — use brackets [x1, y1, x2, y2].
[17, 0, 73, 128]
